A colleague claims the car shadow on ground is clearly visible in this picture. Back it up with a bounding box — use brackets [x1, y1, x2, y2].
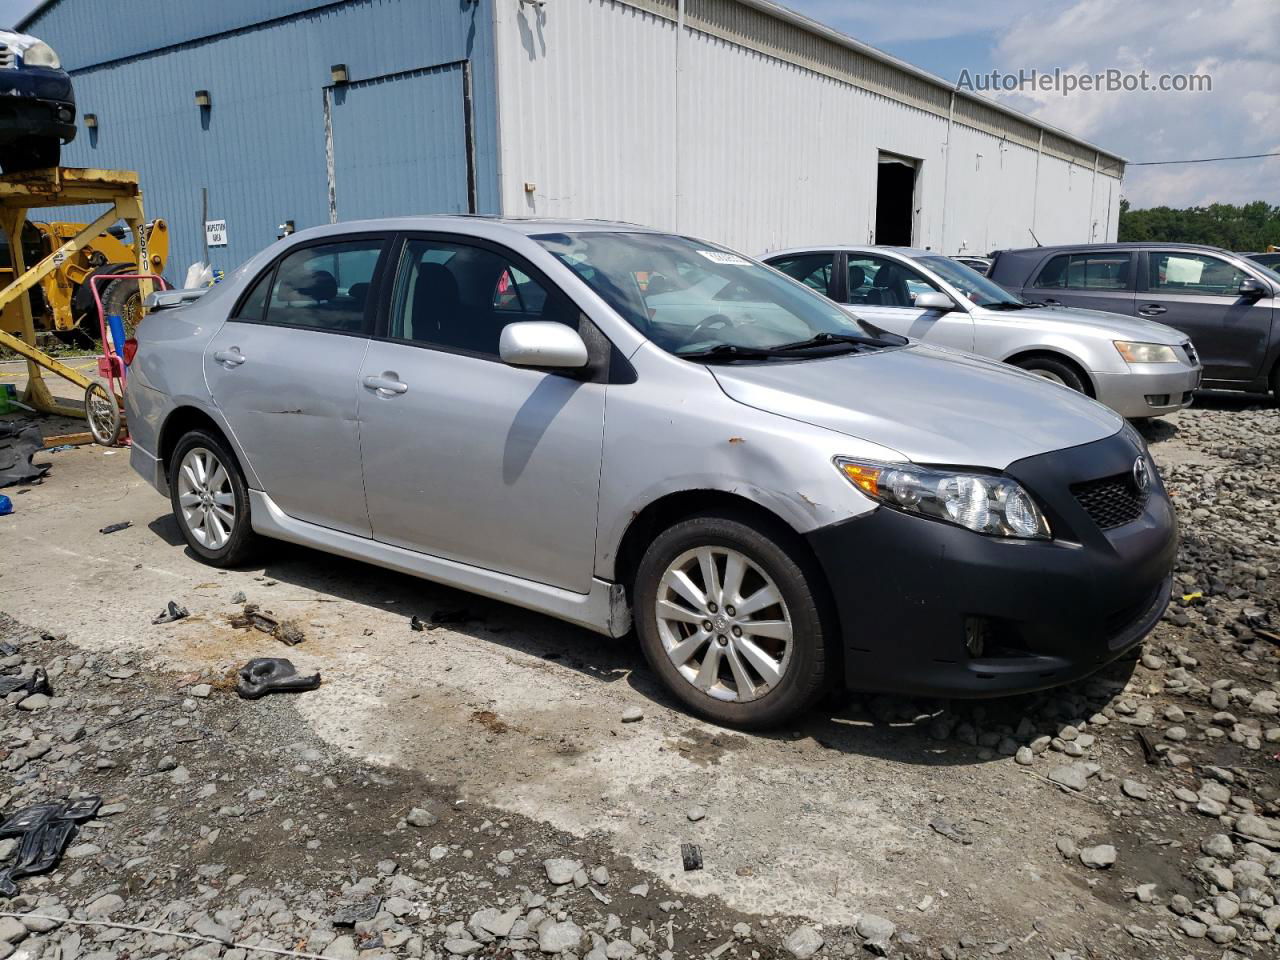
[168, 527, 1143, 770]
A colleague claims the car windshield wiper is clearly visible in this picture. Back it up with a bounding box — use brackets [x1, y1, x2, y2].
[771, 331, 906, 352]
[984, 301, 1034, 310]
[676, 343, 781, 362]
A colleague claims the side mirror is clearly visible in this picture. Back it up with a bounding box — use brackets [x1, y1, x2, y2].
[913, 291, 956, 311]
[1239, 277, 1268, 299]
[499, 321, 589, 370]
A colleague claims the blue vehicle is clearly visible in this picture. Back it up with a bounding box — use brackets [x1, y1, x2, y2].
[0, 29, 74, 172]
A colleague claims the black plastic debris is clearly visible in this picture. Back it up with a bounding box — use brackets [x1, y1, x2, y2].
[99, 520, 132, 534]
[680, 842, 703, 871]
[152, 600, 190, 625]
[332, 896, 382, 927]
[0, 421, 50, 489]
[0, 666, 52, 698]
[0, 795, 101, 895]
[236, 658, 321, 700]
[0, 640, 18, 657]
[410, 615, 426, 632]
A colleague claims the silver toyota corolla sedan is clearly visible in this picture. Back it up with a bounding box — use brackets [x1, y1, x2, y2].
[762, 246, 1202, 418]
[127, 218, 1176, 728]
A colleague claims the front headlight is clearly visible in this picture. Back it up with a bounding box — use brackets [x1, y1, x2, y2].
[1114, 341, 1178, 364]
[22, 42, 61, 69]
[835, 458, 1051, 539]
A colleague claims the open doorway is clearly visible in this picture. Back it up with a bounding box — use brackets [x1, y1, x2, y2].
[875, 152, 918, 246]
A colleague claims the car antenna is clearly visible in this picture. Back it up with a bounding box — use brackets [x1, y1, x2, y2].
[1028, 228, 1042, 247]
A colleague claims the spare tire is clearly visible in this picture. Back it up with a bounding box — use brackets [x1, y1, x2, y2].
[70, 262, 141, 343]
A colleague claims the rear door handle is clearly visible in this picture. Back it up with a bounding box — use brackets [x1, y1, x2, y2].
[213, 349, 246, 366]
[1137, 304, 1167, 316]
[363, 374, 408, 396]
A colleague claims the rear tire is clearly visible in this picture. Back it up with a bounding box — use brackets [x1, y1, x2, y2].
[1013, 355, 1087, 394]
[169, 429, 259, 567]
[633, 510, 832, 729]
[0, 136, 60, 173]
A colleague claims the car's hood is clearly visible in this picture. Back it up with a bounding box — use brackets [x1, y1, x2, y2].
[988, 304, 1188, 344]
[711, 344, 1123, 469]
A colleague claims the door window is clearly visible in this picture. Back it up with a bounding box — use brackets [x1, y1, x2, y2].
[262, 239, 385, 333]
[767, 253, 835, 297]
[389, 239, 577, 356]
[1148, 253, 1247, 296]
[845, 254, 940, 307]
[1035, 253, 1131, 290]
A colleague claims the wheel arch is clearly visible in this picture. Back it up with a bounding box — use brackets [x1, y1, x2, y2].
[1002, 348, 1097, 398]
[157, 405, 258, 490]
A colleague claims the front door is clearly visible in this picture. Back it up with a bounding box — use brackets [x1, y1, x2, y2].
[357, 235, 606, 593]
[204, 236, 388, 537]
[1139, 250, 1275, 383]
[841, 252, 974, 351]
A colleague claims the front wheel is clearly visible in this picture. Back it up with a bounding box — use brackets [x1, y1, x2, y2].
[169, 429, 259, 566]
[1013, 356, 1087, 394]
[633, 511, 832, 729]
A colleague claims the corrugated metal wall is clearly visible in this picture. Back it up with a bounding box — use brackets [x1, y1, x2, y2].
[27, 0, 499, 274]
[495, 0, 1121, 255]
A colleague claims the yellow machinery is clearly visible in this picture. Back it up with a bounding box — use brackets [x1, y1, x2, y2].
[0, 167, 155, 419]
[0, 216, 167, 342]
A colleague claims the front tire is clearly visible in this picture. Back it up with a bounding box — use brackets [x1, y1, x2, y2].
[1013, 355, 1087, 394]
[169, 429, 258, 566]
[633, 511, 832, 729]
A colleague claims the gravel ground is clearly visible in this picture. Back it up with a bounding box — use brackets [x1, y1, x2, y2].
[0, 397, 1278, 960]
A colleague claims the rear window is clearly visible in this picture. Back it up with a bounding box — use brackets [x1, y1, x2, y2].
[1034, 253, 1131, 290]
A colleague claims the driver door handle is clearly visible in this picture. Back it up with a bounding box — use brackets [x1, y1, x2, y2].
[213, 349, 246, 366]
[363, 374, 408, 396]
[1138, 304, 1167, 316]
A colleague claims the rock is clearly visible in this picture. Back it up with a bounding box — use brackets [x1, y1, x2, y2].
[66, 843, 101, 859]
[406, 807, 438, 828]
[85, 894, 125, 918]
[190, 683, 212, 698]
[17, 693, 48, 711]
[1201, 834, 1235, 859]
[1047, 764, 1088, 792]
[1178, 918, 1207, 938]
[1080, 845, 1117, 869]
[444, 939, 483, 956]
[687, 806, 706, 822]
[1014, 747, 1034, 766]
[1206, 925, 1236, 944]
[621, 707, 644, 723]
[538, 919, 585, 954]
[856, 914, 896, 954]
[1121, 779, 1149, 800]
[1134, 883, 1157, 903]
[782, 924, 824, 959]
[322, 935, 357, 959]
[170, 765, 191, 784]
[543, 858, 581, 885]
[1235, 814, 1280, 845]
[0, 918, 26, 944]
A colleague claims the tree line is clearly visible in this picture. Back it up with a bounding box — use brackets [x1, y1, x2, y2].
[1118, 199, 1280, 251]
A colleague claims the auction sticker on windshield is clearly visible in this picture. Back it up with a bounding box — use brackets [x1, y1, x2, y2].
[697, 250, 752, 266]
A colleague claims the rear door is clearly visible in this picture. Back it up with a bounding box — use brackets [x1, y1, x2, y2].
[204, 235, 388, 537]
[1021, 250, 1137, 316]
[841, 252, 974, 351]
[1139, 250, 1276, 382]
[356, 234, 606, 592]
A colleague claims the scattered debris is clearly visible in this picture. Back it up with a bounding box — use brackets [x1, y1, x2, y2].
[0, 665, 52, 698]
[274, 619, 306, 646]
[235, 658, 321, 700]
[332, 896, 382, 927]
[230, 590, 247, 604]
[98, 521, 132, 535]
[929, 816, 974, 845]
[0, 494, 11, 516]
[228, 603, 278, 634]
[151, 601, 190, 625]
[0, 420, 51, 488]
[410, 615, 426, 632]
[1135, 729, 1159, 764]
[0, 796, 101, 895]
[680, 843, 703, 871]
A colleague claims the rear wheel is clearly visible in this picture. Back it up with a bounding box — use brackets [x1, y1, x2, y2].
[0, 135, 60, 173]
[1013, 355, 1087, 394]
[169, 429, 259, 566]
[633, 511, 832, 729]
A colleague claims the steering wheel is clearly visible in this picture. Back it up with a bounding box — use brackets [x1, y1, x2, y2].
[688, 313, 734, 345]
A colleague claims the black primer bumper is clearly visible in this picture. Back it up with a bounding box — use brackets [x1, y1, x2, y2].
[0, 69, 76, 144]
[807, 431, 1177, 698]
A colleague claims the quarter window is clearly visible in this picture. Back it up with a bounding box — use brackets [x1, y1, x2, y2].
[1148, 253, 1247, 296]
[389, 239, 576, 356]
[262, 239, 384, 333]
[234, 269, 271, 322]
[845, 254, 940, 307]
[768, 254, 834, 297]
[1034, 253, 1131, 290]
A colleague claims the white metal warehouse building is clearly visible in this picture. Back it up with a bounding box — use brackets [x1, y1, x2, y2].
[30, 0, 1125, 271]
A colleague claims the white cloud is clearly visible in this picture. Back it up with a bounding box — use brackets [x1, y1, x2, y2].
[987, 0, 1280, 207]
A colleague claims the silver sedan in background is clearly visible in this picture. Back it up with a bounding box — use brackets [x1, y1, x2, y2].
[763, 246, 1202, 419]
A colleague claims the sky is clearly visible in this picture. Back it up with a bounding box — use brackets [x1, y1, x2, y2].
[2, 0, 1275, 210]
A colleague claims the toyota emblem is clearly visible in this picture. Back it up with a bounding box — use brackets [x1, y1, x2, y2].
[1132, 456, 1151, 494]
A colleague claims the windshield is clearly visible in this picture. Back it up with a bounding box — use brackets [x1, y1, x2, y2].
[917, 255, 1025, 308]
[534, 232, 880, 358]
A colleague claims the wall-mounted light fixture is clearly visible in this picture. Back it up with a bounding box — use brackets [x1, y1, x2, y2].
[84, 113, 98, 129]
[194, 90, 211, 108]
[330, 63, 349, 85]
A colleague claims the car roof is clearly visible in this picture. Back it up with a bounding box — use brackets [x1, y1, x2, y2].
[282, 215, 665, 243]
[995, 242, 1230, 256]
[763, 245, 941, 259]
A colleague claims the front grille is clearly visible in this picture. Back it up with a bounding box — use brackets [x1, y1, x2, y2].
[0, 45, 13, 69]
[1071, 473, 1148, 531]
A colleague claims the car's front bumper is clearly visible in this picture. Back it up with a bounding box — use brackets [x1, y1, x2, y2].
[0, 68, 76, 143]
[806, 430, 1177, 698]
[1093, 363, 1201, 418]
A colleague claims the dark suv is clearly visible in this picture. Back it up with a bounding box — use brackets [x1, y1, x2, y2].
[990, 243, 1279, 402]
[0, 29, 75, 172]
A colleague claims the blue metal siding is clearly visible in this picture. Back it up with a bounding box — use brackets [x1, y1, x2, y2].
[37, 0, 498, 276]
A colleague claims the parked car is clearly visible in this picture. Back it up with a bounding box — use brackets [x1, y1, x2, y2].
[0, 29, 74, 172]
[1243, 251, 1280, 271]
[951, 255, 992, 275]
[128, 219, 1176, 728]
[989, 243, 1279, 403]
[762, 245, 1201, 418]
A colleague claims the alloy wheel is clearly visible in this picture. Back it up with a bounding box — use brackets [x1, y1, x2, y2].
[177, 446, 236, 550]
[654, 546, 792, 702]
